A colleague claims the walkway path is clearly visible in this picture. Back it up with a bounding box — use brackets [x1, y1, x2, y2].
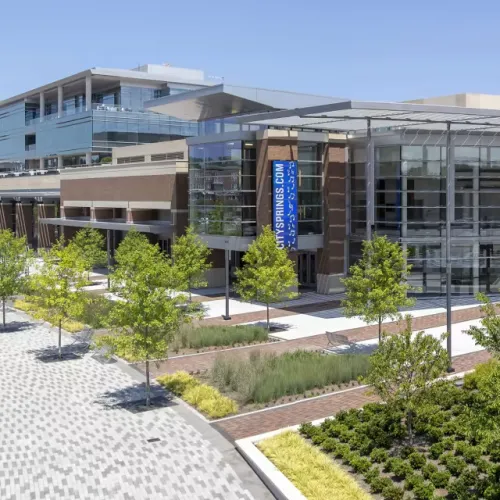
[145, 303, 490, 376]
[0, 310, 272, 500]
[212, 350, 491, 441]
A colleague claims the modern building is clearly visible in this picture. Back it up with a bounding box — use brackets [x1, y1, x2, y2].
[145, 87, 500, 295]
[3, 71, 500, 296]
[0, 64, 213, 249]
[0, 63, 212, 172]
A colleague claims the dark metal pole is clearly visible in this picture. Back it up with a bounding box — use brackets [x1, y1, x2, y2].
[107, 229, 111, 289]
[445, 122, 454, 371]
[223, 248, 231, 320]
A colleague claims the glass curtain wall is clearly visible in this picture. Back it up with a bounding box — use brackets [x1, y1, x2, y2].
[298, 142, 323, 235]
[349, 140, 500, 294]
[189, 141, 257, 236]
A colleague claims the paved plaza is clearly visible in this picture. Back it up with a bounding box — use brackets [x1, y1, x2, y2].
[0, 310, 271, 500]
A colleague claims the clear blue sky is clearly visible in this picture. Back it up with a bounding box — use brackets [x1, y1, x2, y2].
[1, 0, 498, 102]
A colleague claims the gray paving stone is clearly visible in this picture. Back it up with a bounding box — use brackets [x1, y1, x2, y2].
[0, 311, 258, 499]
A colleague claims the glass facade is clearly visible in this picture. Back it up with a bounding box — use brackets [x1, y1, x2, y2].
[189, 141, 257, 236]
[188, 139, 324, 238]
[0, 79, 202, 171]
[349, 139, 500, 294]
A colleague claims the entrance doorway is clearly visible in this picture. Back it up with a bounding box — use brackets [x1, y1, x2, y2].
[298, 252, 316, 288]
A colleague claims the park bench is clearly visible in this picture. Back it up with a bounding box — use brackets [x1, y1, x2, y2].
[325, 331, 350, 348]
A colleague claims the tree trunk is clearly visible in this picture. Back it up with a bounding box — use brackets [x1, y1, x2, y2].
[145, 358, 151, 407]
[266, 304, 270, 332]
[407, 410, 413, 445]
[188, 278, 192, 303]
[378, 316, 382, 343]
[2, 298, 5, 327]
[58, 319, 62, 359]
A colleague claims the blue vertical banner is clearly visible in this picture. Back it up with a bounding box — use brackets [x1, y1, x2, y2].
[272, 160, 298, 250]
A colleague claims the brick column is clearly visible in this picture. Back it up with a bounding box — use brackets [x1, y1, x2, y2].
[256, 136, 298, 233]
[317, 144, 346, 294]
[38, 204, 57, 248]
[15, 204, 33, 244]
[0, 203, 13, 231]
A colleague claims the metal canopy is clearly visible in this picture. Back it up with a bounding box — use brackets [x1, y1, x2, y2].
[237, 100, 500, 133]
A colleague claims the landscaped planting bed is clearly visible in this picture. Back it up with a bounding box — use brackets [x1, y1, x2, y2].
[298, 362, 500, 500]
[258, 430, 371, 500]
[170, 324, 270, 354]
[206, 350, 370, 411]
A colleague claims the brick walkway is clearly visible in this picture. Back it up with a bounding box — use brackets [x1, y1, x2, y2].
[141, 304, 489, 377]
[212, 350, 491, 441]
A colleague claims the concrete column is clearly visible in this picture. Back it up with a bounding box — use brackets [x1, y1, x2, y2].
[39, 158, 44, 170]
[57, 86, 64, 118]
[85, 152, 92, 166]
[39, 92, 45, 122]
[57, 155, 63, 169]
[85, 75, 92, 112]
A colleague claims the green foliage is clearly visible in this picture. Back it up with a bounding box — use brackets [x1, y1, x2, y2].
[341, 234, 415, 340]
[367, 315, 449, 443]
[429, 442, 445, 459]
[408, 452, 426, 469]
[412, 481, 434, 500]
[320, 437, 337, 453]
[349, 456, 371, 474]
[443, 456, 467, 476]
[430, 470, 451, 488]
[172, 226, 211, 298]
[71, 227, 107, 278]
[0, 230, 32, 326]
[235, 226, 298, 330]
[31, 238, 88, 355]
[370, 448, 389, 463]
[421, 462, 438, 480]
[75, 295, 115, 329]
[389, 458, 414, 479]
[363, 466, 380, 485]
[404, 473, 424, 491]
[95, 231, 191, 405]
[211, 350, 370, 404]
[382, 485, 405, 500]
[467, 293, 500, 357]
[156, 371, 237, 418]
[370, 476, 393, 494]
[172, 324, 268, 351]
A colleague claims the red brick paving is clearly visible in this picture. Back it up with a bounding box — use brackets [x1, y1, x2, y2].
[140, 304, 489, 377]
[212, 349, 492, 441]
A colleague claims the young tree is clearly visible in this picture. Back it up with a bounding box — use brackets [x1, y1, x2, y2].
[71, 227, 107, 281]
[31, 238, 88, 358]
[235, 225, 298, 331]
[172, 226, 212, 301]
[95, 231, 191, 406]
[467, 293, 500, 357]
[0, 230, 32, 327]
[366, 316, 449, 443]
[342, 234, 415, 343]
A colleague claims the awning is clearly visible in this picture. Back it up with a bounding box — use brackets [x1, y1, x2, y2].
[145, 84, 344, 121]
[39, 218, 173, 235]
[235, 100, 500, 133]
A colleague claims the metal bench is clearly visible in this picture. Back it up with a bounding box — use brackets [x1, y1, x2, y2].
[325, 331, 350, 348]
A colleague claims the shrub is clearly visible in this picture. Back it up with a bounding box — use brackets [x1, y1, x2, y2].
[447, 478, 469, 499]
[321, 438, 338, 453]
[444, 456, 467, 476]
[443, 420, 459, 436]
[413, 482, 434, 500]
[370, 448, 389, 464]
[311, 433, 327, 446]
[173, 324, 268, 350]
[299, 422, 320, 439]
[463, 445, 483, 463]
[157, 371, 238, 418]
[391, 460, 414, 479]
[408, 452, 426, 469]
[476, 458, 492, 474]
[363, 467, 380, 485]
[421, 462, 438, 480]
[211, 350, 370, 404]
[382, 485, 405, 500]
[350, 456, 372, 474]
[441, 436, 456, 450]
[427, 426, 445, 442]
[429, 442, 445, 460]
[156, 371, 198, 395]
[257, 431, 371, 500]
[430, 470, 451, 488]
[370, 477, 393, 494]
[334, 443, 351, 460]
[404, 473, 424, 491]
[400, 445, 416, 460]
[459, 467, 479, 486]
